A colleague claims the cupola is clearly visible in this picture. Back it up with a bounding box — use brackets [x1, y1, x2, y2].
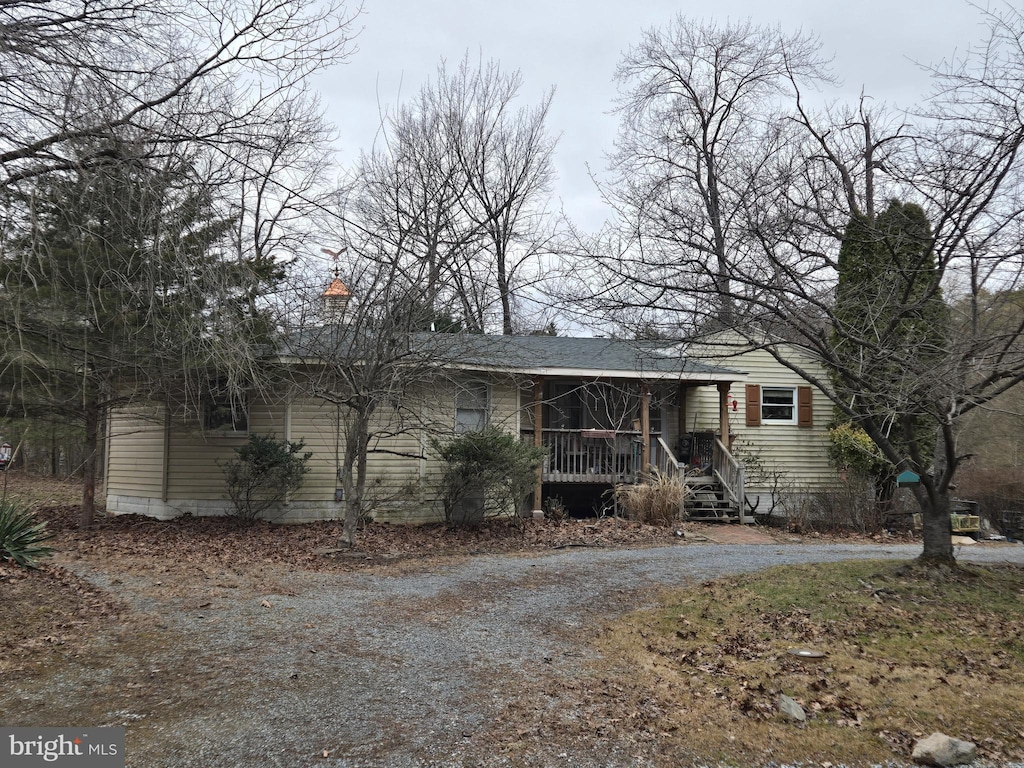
[322, 277, 351, 323]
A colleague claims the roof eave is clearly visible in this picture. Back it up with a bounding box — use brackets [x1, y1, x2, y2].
[442, 362, 746, 381]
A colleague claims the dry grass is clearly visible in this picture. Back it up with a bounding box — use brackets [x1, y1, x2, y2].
[0, 471, 83, 509]
[613, 469, 688, 526]
[587, 560, 1024, 766]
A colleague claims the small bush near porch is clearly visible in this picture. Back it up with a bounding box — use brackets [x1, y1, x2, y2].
[433, 426, 546, 528]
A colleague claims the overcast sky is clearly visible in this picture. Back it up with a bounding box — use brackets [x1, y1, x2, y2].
[315, 0, 988, 232]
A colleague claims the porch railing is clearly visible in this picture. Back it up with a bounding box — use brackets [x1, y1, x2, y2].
[524, 430, 745, 520]
[713, 438, 746, 523]
[523, 429, 644, 483]
[654, 436, 684, 481]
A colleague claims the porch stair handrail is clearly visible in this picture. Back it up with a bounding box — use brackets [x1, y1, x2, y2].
[654, 436, 683, 480]
[713, 438, 746, 524]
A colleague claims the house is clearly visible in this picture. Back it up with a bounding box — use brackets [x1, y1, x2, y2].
[104, 296, 840, 523]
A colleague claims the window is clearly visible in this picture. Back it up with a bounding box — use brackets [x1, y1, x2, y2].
[204, 391, 249, 433]
[761, 387, 797, 423]
[745, 384, 813, 428]
[455, 382, 489, 433]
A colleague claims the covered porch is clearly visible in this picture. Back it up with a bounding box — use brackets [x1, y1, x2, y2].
[521, 375, 748, 522]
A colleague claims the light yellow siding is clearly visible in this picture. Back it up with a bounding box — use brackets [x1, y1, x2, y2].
[687, 338, 837, 493]
[106, 407, 167, 496]
[164, 397, 286, 500]
[381, 373, 525, 522]
[279, 373, 525, 523]
[111, 369, 708, 523]
[287, 397, 343, 502]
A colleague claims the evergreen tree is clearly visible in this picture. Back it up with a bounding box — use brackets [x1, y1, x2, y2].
[0, 137, 282, 524]
[831, 200, 947, 511]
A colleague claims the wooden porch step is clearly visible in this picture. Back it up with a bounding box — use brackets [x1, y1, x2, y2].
[686, 475, 716, 485]
[684, 474, 738, 520]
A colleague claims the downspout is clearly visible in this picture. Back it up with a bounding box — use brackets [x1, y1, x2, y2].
[532, 376, 544, 517]
[161, 406, 171, 504]
[104, 406, 115, 504]
[283, 393, 292, 509]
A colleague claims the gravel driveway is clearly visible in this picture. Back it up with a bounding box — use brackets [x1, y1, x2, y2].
[6, 542, 1024, 767]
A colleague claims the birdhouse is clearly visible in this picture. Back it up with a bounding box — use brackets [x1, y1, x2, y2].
[896, 470, 920, 487]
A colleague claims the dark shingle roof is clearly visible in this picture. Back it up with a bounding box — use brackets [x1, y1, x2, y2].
[282, 327, 743, 382]
[426, 333, 741, 381]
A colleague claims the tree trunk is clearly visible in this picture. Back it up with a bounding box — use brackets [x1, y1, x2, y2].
[80, 401, 99, 528]
[916, 487, 955, 565]
[917, 422, 957, 565]
[496, 244, 514, 336]
[50, 426, 58, 477]
[339, 410, 370, 547]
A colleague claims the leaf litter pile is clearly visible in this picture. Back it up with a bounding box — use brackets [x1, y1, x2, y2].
[40, 504, 684, 572]
[493, 560, 1024, 767]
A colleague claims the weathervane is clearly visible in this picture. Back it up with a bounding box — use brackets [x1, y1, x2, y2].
[320, 246, 347, 279]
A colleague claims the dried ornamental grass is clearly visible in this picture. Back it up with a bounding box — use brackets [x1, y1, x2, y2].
[613, 469, 689, 525]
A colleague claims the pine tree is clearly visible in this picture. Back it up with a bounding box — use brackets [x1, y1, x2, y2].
[0, 137, 281, 525]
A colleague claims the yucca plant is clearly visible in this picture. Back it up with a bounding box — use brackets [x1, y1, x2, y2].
[0, 500, 55, 568]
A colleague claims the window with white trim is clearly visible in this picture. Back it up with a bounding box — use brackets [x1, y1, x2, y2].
[455, 381, 489, 433]
[761, 386, 797, 424]
[745, 384, 813, 428]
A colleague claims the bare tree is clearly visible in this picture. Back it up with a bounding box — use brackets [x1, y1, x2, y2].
[0, 0, 357, 188]
[603, 16, 829, 328]
[348, 88, 482, 329]
[349, 56, 557, 334]
[287, 253, 479, 546]
[443, 56, 558, 335]
[600, 7, 1024, 565]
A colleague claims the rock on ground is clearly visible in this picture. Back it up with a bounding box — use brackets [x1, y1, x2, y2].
[912, 732, 978, 766]
[778, 693, 806, 722]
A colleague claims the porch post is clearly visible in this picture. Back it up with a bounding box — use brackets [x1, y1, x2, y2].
[532, 376, 544, 518]
[677, 383, 687, 445]
[640, 383, 651, 479]
[717, 382, 731, 450]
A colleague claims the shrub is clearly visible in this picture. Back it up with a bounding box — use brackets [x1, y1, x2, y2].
[0, 500, 55, 568]
[432, 426, 546, 528]
[544, 496, 568, 521]
[221, 435, 312, 522]
[613, 469, 688, 526]
[779, 481, 897, 534]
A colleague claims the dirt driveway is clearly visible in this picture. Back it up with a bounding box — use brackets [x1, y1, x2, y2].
[4, 541, 1023, 767]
